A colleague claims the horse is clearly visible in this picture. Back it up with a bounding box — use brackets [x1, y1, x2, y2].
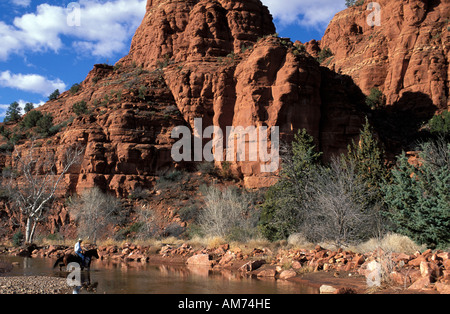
[53, 249, 99, 271]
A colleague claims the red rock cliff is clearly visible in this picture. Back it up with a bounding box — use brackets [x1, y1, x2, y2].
[320, 0, 449, 110]
[3, 0, 448, 237]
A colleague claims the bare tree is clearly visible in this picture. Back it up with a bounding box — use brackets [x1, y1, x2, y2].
[301, 157, 379, 248]
[3, 142, 84, 244]
[68, 187, 124, 243]
[199, 185, 259, 241]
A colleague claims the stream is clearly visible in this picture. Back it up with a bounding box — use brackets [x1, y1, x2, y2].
[0, 256, 319, 294]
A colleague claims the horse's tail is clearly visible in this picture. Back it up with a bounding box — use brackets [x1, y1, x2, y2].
[53, 256, 64, 269]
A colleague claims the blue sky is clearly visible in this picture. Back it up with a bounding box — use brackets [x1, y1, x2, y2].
[0, 0, 346, 119]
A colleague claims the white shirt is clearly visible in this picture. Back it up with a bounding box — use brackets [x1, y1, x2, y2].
[74, 242, 82, 253]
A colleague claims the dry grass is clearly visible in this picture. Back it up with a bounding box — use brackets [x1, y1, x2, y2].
[355, 233, 426, 255]
[287, 233, 315, 250]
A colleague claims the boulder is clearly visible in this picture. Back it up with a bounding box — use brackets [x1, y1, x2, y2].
[186, 254, 213, 267]
[320, 285, 337, 294]
[218, 251, 235, 266]
[435, 282, 450, 294]
[408, 277, 432, 291]
[420, 261, 441, 281]
[239, 260, 265, 272]
[257, 269, 277, 278]
[279, 269, 297, 280]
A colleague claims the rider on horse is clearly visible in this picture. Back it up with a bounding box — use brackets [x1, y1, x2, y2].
[74, 239, 85, 266]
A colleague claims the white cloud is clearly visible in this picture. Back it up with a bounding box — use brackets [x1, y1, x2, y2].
[0, 100, 46, 118]
[0, 70, 67, 96]
[0, 0, 344, 61]
[11, 0, 31, 7]
[262, 0, 346, 29]
[0, 0, 147, 60]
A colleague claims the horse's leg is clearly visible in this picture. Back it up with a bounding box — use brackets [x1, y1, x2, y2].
[59, 255, 66, 271]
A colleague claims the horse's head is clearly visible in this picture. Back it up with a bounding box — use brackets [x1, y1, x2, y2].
[86, 249, 99, 259]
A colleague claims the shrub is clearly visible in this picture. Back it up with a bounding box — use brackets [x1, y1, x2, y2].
[35, 113, 54, 137]
[69, 187, 125, 243]
[48, 89, 60, 101]
[366, 87, 386, 109]
[12, 230, 24, 247]
[260, 125, 385, 246]
[196, 162, 217, 176]
[199, 185, 260, 241]
[356, 233, 425, 255]
[345, 117, 389, 202]
[127, 187, 149, 200]
[316, 47, 333, 63]
[0, 142, 14, 153]
[428, 111, 450, 135]
[138, 85, 147, 100]
[21, 110, 44, 129]
[178, 204, 200, 222]
[70, 83, 81, 94]
[154, 170, 185, 190]
[72, 100, 88, 116]
[345, 0, 364, 7]
[300, 158, 380, 247]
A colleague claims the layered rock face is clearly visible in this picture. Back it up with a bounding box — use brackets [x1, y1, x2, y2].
[1, 0, 369, 201]
[3, 0, 448, 236]
[120, 0, 366, 187]
[126, 0, 276, 68]
[320, 0, 449, 111]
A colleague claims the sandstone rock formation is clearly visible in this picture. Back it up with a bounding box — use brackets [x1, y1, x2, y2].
[319, 0, 449, 111]
[1, 0, 368, 196]
[1, 0, 448, 236]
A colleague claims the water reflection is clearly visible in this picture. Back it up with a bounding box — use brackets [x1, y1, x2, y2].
[1, 256, 319, 294]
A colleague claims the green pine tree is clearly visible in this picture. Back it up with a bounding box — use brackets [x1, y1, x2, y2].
[24, 103, 34, 113]
[382, 140, 450, 249]
[259, 129, 322, 241]
[345, 117, 389, 197]
[48, 89, 60, 101]
[4, 101, 22, 123]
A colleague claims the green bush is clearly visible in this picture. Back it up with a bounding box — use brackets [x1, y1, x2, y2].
[0, 142, 14, 153]
[48, 89, 60, 101]
[316, 47, 333, 63]
[345, 0, 364, 7]
[428, 111, 450, 135]
[70, 83, 81, 94]
[21, 110, 44, 129]
[345, 117, 389, 201]
[35, 113, 54, 137]
[366, 87, 386, 109]
[73, 100, 88, 116]
[12, 231, 24, 247]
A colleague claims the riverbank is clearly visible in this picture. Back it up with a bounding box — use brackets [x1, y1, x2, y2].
[0, 275, 71, 294]
[1, 240, 449, 294]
